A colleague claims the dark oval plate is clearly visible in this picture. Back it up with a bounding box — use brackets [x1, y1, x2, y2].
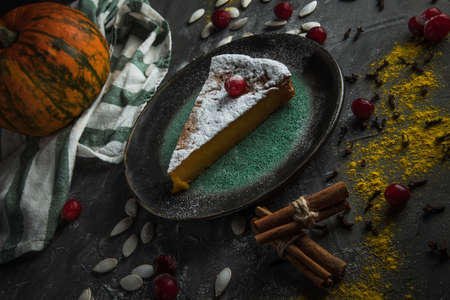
[124, 34, 344, 220]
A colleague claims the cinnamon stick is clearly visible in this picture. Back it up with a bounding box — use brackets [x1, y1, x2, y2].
[255, 206, 347, 280]
[254, 182, 349, 232]
[251, 218, 332, 288]
[254, 199, 350, 244]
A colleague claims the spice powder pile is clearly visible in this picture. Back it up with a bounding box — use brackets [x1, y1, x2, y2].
[327, 40, 448, 300]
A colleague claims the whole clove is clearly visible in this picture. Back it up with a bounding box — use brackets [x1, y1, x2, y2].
[424, 53, 434, 64]
[388, 95, 395, 110]
[435, 133, 450, 144]
[408, 180, 427, 190]
[353, 26, 364, 42]
[344, 141, 354, 157]
[428, 240, 438, 250]
[420, 87, 428, 96]
[364, 190, 381, 213]
[364, 220, 379, 236]
[377, 0, 384, 11]
[411, 62, 424, 74]
[360, 159, 366, 167]
[343, 28, 352, 40]
[375, 78, 384, 87]
[337, 213, 354, 229]
[344, 73, 359, 83]
[425, 118, 442, 129]
[337, 126, 348, 145]
[371, 93, 380, 102]
[376, 60, 389, 72]
[423, 203, 445, 214]
[325, 170, 338, 182]
[392, 111, 400, 120]
[365, 72, 378, 80]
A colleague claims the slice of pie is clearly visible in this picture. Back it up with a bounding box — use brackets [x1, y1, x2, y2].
[167, 54, 295, 193]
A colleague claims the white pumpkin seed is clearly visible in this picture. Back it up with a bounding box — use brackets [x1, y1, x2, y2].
[120, 274, 143, 291]
[201, 22, 215, 39]
[124, 198, 137, 217]
[230, 17, 248, 31]
[78, 288, 93, 300]
[286, 28, 300, 35]
[241, 32, 254, 37]
[216, 0, 229, 7]
[122, 234, 138, 258]
[131, 264, 154, 279]
[225, 7, 240, 19]
[298, 1, 317, 18]
[217, 36, 233, 47]
[231, 216, 247, 235]
[188, 8, 205, 24]
[261, 0, 272, 3]
[241, 0, 252, 9]
[264, 20, 287, 28]
[110, 217, 133, 237]
[92, 258, 118, 273]
[299, 32, 307, 37]
[301, 21, 321, 32]
[140, 222, 154, 244]
[215, 267, 232, 297]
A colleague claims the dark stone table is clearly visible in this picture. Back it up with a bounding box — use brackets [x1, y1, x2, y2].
[1, 0, 449, 299]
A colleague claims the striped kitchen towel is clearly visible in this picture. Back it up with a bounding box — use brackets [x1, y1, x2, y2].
[0, 0, 171, 263]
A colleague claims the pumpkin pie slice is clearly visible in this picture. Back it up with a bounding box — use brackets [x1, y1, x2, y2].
[168, 54, 295, 193]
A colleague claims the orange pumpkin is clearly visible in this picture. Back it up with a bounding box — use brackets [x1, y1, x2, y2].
[0, 2, 110, 136]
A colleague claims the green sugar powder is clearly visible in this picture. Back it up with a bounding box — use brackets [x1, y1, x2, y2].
[160, 74, 310, 194]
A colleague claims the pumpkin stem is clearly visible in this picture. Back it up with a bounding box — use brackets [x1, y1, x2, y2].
[0, 25, 17, 49]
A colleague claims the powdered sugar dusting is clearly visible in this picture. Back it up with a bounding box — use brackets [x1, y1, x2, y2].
[168, 54, 291, 173]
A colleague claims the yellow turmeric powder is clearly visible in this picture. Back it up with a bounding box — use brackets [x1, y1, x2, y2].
[325, 41, 447, 299]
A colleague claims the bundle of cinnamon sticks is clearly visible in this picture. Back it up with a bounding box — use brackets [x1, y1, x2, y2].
[251, 182, 350, 288]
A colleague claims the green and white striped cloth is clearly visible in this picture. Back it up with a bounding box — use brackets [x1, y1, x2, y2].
[0, 0, 171, 263]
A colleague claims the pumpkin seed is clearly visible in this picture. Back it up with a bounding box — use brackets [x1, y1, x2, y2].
[286, 28, 300, 35]
[217, 36, 233, 47]
[301, 21, 320, 31]
[216, 0, 229, 7]
[201, 22, 215, 39]
[92, 258, 118, 274]
[241, 32, 254, 37]
[300, 32, 307, 37]
[131, 264, 154, 279]
[78, 288, 93, 300]
[124, 198, 137, 217]
[298, 1, 317, 18]
[188, 8, 205, 24]
[230, 17, 248, 31]
[231, 216, 247, 235]
[122, 234, 138, 258]
[110, 217, 133, 237]
[140, 222, 154, 244]
[120, 274, 143, 291]
[225, 7, 240, 19]
[264, 20, 287, 28]
[241, 0, 252, 9]
[215, 267, 232, 297]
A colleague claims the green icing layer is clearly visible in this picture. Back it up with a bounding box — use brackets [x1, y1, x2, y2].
[160, 74, 310, 194]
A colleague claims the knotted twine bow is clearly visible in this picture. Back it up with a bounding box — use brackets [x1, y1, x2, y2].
[276, 196, 318, 258]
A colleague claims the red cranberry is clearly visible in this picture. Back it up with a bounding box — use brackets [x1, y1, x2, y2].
[154, 274, 179, 300]
[155, 254, 177, 275]
[424, 14, 450, 42]
[384, 183, 411, 206]
[212, 10, 231, 29]
[306, 26, 327, 44]
[351, 98, 374, 120]
[274, 2, 293, 20]
[61, 199, 82, 221]
[421, 7, 442, 21]
[225, 75, 247, 97]
[408, 16, 426, 36]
